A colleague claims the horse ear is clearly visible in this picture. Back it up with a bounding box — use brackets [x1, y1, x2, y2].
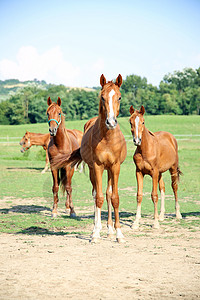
[115, 74, 122, 87]
[129, 105, 134, 115]
[57, 97, 61, 106]
[100, 74, 106, 87]
[140, 105, 145, 115]
[47, 97, 52, 106]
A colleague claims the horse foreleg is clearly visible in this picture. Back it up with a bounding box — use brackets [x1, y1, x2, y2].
[151, 171, 160, 229]
[106, 170, 114, 238]
[158, 175, 165, 221]
[65, 167, 76, 217]
[41, 149, 49, 174]
[132, 170, 143, 230]
[110, 163, 125, 243]
[91, 163, 104, 242]
[51, 169, 59, 217]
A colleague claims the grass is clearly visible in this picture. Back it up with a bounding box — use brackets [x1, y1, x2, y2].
[0, 115, 200, 235]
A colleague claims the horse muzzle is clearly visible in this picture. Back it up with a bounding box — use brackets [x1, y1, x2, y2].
[105, 117, 117, 130]
[133, 137, 141, 146]
[49, 127, 57, 136]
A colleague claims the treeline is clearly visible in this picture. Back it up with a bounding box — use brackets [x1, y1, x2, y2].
[0, 67, 199, 125]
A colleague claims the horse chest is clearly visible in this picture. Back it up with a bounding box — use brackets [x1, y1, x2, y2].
[134, 153, 153, 174]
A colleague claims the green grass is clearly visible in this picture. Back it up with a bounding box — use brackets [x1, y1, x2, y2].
[0, 115, 200, 235]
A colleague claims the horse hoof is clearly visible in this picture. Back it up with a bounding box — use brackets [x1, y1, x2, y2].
[176, 213, 182, 220]
[159, 215, 165, 221]
[116, 237, 126, 243]
[70, 212, 76, 218]
[152, 222, 160, 229]
[41, 170, 46, 174]
[90, 237, 100, 244]
[107, 233, 115, 240]
[52, 213, 57, 218]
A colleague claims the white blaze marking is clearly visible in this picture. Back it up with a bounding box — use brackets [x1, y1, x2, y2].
[108, 89, 115, 120]
[135, 116, 139, 142]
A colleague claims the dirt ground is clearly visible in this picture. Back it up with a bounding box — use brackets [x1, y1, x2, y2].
[0, 197, 200, 299]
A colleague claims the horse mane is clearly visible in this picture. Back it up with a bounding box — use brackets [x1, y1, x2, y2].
[148, 130, 155, 137]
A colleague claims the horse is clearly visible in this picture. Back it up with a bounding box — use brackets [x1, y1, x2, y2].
[51, 74, 127, 243]
[129, 105, 182, 229]
[20, 131, 51, 173]
[47, 96, 83, 217]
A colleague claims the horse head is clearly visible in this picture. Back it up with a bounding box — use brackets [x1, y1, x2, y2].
[99, 74, 122, 130]
[19, 131, 31, 152]
[129, 105, 145, 146]
[47, 97, 63, 136]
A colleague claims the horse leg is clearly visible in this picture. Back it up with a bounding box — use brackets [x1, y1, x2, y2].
[106, 170, 114, 238]
[65, 166, 76, 217]
[91, 163, 104, 242]
[151, 171, 160, 229]
[132, 170, 143, 230]
[51, 169, 59, 217]
[158, 174, 165, 221]
[41, 149, 49, 174]
[110, 163, 125, 243]
[170, 166, 182, 219]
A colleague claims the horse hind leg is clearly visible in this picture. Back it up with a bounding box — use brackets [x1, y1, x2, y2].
[170, 166, 182, 219]
[158, 175, 165, 221]
[106, 170, 115, 238]
[62, 167, 76, 217]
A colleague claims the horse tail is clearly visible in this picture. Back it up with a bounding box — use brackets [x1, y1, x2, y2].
[177, 166, 183, 182]
[60, 168, 67, 195]
[51, 148, 82, 170]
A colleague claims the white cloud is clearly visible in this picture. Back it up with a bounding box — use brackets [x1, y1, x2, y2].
[0, 46, 80, 86]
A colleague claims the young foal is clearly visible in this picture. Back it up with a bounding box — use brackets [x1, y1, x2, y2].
[52, 75, 127, 242]
[47, 97, 83, 217]
[20, 131, 51, 173]
[129, 105, 182, 229]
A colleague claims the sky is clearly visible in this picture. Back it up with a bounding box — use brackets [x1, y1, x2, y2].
[0, 0, 200, 87]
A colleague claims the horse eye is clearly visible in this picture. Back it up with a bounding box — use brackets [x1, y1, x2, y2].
[47, 113, 49, 117]
[142, 122, 144, 124]
[118, 97, 121, 101]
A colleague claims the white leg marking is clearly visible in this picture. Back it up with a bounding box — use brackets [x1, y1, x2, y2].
[159, 189, 165, 221]
[132, 203, 141, 229]
[175, 202, 182, 219]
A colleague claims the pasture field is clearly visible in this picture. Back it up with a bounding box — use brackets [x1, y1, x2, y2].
[0, 115, 200, 299]
[0, 115, 199, 232]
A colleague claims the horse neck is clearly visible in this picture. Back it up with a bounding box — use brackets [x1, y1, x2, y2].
[139, 127, 153, 152]
[53, 123, 71, 151]
[28, 133, 48, 146]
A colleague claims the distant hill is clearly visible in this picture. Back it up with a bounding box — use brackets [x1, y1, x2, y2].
[0, 79, 97, 102]
[0, 79, 48, 102]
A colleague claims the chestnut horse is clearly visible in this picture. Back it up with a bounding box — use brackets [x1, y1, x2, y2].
[20, 131, 51, 173]
[52, 75, 127, 242]
[129, 105, 182, 229]
[47, 97, 83, 217]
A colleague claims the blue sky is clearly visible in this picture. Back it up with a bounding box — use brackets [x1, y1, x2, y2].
[0, 0, 200, 87]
